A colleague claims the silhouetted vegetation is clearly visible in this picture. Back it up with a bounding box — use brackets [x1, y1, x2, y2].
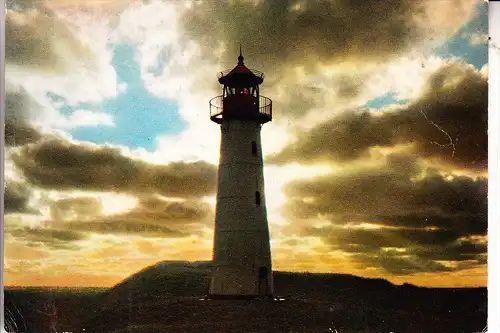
[4, 261, 487, 333]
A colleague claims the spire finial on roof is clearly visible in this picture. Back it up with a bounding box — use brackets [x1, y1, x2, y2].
[238, 44, 244, 65]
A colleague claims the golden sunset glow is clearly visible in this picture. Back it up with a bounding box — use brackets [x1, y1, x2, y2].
[4, 0, 488, 289]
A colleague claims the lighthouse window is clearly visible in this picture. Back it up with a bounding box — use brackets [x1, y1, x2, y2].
[251, 141, 257, 156]
[259, 267, 268, 279]
[255, 191, 261, 206]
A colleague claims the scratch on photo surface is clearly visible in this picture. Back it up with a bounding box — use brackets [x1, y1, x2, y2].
[5, 302, 28, 332]
[419, 109, 457, 157]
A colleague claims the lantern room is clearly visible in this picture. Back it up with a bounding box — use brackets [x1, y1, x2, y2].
[210, 50, 272, 124]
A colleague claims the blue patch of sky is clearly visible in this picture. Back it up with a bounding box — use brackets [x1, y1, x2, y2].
[433, 2, 488, 70]
[364, 92, 409, 110]
[360, 3, 487, 114]
[47, 44, 186, 151]
[46, 92, 97, 115]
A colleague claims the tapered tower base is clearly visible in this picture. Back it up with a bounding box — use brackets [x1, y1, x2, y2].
[209, 119, 273, 298]
[209, 51, 274, 299]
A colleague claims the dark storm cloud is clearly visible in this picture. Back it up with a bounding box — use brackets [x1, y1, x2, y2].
[284, 153, 420, 218]
[348, 240, 487, 275]
[307, 226, 486, 275]
[370, 213, 487, 237]
[49, 196, 212, 226]
[284, 156, 487, 235]
[134, 196, 212, 224]
[177, 0, 479, 130]
[6, 5, 93, 72]
[180, 0, 438, 76]
[50, 195, 212, 227]
[4, 90, 42, 146]
[310, 227, 475, 252]
[44, 195, 213, 237]
[408, 240, 487, 262]
[12, 139, 217, 198]
[6, 225, 88, 249]
[5, 122, 42, 147]
[4, 194, 212, 250]
[350, 252, 455, 275]
[4, 181, 38, 214]
[276, 111, 393, 163]
[268, 61, 487, 171]
[282, 150, 487, 274]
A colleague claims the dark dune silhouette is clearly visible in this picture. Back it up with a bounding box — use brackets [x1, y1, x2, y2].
[4, 261, 487, 333]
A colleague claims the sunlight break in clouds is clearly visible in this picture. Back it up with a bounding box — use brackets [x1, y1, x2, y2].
[3, 0, 488, 288]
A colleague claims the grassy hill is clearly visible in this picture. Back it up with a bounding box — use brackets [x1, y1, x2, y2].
[4, 261, 487, 333]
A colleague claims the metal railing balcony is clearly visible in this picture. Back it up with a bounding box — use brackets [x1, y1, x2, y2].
[209, 95, 272, 124]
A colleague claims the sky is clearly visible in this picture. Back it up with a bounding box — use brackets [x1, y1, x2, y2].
[4, 0, 488, 288]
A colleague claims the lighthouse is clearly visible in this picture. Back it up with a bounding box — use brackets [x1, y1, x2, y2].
[208, 50, 273, 299]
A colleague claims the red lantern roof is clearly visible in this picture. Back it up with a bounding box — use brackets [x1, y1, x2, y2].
[218, 48, 264, 87]
[228, 53, 251, 74]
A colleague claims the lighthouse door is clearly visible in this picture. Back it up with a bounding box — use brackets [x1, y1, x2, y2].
[258, 266, 268, 297]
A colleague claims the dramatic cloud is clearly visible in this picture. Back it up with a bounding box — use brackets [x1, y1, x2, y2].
[2, 0, 488, 288]
[349, 252, 456, 275]
[284, 155, 486, 228]
[5, 85, 116, 137]
[44, 195, 212, 237]
[5, 7, 94, 72]
[333, 232, 487, 275]
[179, 0, 478, 76]
[5, 2, 120, 106]
[4, 194, 213, 252]
[132, 196, 212, 224]
[269, 60, 487, 171]
[12, 139, 218, 198]
[4, 181, 38, 214]
[4, 90, 42, 146]
[315, 227, 486, 258]
[5, 225, 88, 249]
[5, 122, 41, 147]
[282, 151, 487, 275]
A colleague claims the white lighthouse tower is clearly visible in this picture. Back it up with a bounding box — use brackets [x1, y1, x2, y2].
[208, 50, 273, 299]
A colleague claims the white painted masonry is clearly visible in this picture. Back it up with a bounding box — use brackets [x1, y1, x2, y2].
[210, 118, 273, 297]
